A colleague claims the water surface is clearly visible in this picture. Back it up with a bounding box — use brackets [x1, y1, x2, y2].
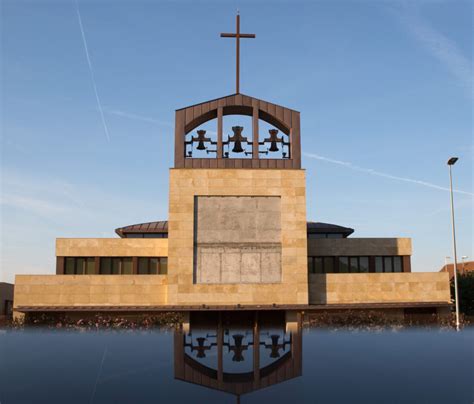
[0, 315, 472, 404]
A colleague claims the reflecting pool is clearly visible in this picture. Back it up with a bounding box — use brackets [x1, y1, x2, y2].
[0, 312, 472, 404]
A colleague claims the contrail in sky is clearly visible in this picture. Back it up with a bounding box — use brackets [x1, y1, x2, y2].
[75, 0, 110, 141]
[303, 152, 473, 197]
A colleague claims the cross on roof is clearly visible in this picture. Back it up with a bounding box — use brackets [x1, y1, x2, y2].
[220, 12, 255, 94]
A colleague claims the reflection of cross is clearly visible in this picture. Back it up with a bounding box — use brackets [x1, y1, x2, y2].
[220, 12, 255, 94]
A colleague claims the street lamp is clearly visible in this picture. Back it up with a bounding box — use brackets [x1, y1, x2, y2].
[447, 157, 460, 330]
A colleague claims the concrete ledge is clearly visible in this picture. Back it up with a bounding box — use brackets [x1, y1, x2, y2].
[56, 238, 168, 257]
[308, 238, 412, 256]
[309, 272, 450, 304]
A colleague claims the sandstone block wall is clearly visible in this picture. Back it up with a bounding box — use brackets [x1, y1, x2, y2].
[56, 238, 168, 257]
[168, 169, 308, 305]
[14, 275, 168, 308]
[309, 272, 450, 304]
[308, 238, 412, 256]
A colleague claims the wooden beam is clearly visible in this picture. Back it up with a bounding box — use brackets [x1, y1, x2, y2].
[217, 107, 223, 159]
[252, 106, 259, 160]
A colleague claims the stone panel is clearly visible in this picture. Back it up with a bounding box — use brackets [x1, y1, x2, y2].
[194, 196, 282, 284]
[308, 272, 450, 304]
[56, 238, 168, 257]
[14, 275, 168, 308]
[308, 238, 412, 256]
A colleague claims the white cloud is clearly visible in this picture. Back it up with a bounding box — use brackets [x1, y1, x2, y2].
[103, 108, 173, 126]
[75, 0, 110, 141]
[303, 152, 473, 196]
[393, 3, 473, 94]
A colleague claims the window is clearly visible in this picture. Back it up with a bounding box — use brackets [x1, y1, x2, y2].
[64, 257, 95, 275]
[375, 257, 383, 273]
[324, 257, 335, 273]
[394, 256, 402, 273]
[100, 258, 133, 275]
[350, 257, 358, 273]
[308, 256, 403, 273]
[359, 257, 369, 273]
[138, 257, 168, 275]
[307, 233, 344, 239]
[124, 233, 168, 238]
[338, 257, 349, 273]
[374, 256, 404, 273]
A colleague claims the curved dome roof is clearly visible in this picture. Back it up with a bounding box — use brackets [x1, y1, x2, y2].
[116, 220, 353, 237]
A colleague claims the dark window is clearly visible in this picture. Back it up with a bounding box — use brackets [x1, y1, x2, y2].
[359, 257, 369, 273]
[308, 257, 314, 273]
[138, 258, 168, 275]
[338, 257, 349, 273]
[375, 257, 383, 273]
[125, 233, 168, 238]
[64, 257, 95, 275]
[324, 257, 335, 273]
[394, 256, 402, 273]
[308, 256, 403, 273]
[374, 256, 404, 273]
[307, 233, 326, 239]
[100, 258, 133, 275]
[349, 257, 358, 273]
[327, 233, 343, 239]
[384, 256, 393, 273]
[314, 257, 324, 273]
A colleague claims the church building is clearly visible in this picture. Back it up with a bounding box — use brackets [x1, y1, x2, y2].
[13, 15, 451, 322]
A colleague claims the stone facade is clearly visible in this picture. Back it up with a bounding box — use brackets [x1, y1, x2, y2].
[309, 272, 450, 304]
[56, 238, 168, 257]
[14, 275, 168, 307]
[167, 168, 308, 305]
[308, 238, 412, 256]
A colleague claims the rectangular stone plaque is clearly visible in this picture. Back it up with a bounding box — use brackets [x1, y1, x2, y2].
[194, 196, 281, 284]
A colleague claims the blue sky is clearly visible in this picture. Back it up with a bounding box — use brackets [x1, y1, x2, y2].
[1, 0, 472, 282]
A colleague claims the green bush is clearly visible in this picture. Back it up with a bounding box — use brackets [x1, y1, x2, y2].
[451, 272, 474, 315]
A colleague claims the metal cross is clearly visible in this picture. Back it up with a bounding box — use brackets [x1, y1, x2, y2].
[220, 12, 255, 94]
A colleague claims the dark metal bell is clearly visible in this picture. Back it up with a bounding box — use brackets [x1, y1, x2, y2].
[232, 140, 244, 153]
[196, 141, 206, 150]
[269, 141, 279, 152]
[196, 130, 207, 150]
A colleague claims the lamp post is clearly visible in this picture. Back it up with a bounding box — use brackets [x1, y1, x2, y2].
[447, 157, 460, 331]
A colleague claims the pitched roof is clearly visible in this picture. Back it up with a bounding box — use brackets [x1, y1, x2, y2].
[175, 93, 299, 113]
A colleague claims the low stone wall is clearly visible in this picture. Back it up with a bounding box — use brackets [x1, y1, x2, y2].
[14, 275, 168, 308]
[309, 272, 450, 304]
[56, 238, 168, 257]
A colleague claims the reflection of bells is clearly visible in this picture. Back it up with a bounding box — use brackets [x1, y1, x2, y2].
[196, 337, 207, 358]
[196, 130, 207, 150]
[231, 334, 245, 362]
[268, 129, 280, 152]
[270, 335, 281, 358]
[231, 126, 245, 153]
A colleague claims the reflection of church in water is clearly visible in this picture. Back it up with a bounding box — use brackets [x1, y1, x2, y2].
[174, 312, 302, 402]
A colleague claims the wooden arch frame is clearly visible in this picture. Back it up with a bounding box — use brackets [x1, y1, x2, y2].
[184, 105, 290, 136]
[175, 93, 301, 169]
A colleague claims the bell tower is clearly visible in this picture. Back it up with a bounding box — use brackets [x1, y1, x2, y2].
[167, 15, 307, 307]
